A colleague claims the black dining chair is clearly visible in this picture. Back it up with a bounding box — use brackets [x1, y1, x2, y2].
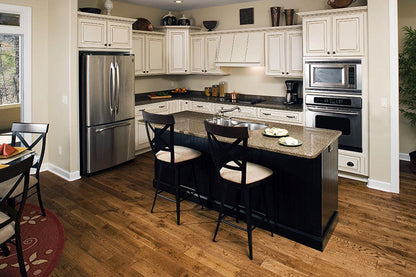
[142, 111, 203, 225]
[0, 123, 49, 216]
[204, 120, 274, 260]
[0, 155, 34, 277]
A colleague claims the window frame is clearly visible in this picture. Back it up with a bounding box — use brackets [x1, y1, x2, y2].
[0, 3, 31, 123]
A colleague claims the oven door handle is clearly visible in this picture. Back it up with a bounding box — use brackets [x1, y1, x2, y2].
[307, 107, 360, 116]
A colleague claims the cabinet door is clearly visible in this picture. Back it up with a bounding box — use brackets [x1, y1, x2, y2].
[265, 32, 285, 75]
[78, 17, 107, 48]
[147, 35, 165, 74]
[190, 36, 205, 73]
[303, 17, 331, 57]
[217, 34, 234, 63]
[332, 13, 364, 56]
[168, 30, 189, 73]
[285, 30, 303, 77]
[205, 35, 222, 73]
[132, 34, 145, 75]
[107, 20, 132, 49]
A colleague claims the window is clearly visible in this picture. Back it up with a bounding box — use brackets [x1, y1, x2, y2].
[0, 4, 30, 127]
[0, 33, 21, 105]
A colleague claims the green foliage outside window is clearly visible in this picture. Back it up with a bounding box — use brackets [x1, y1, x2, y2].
[0, 34, 20, 105]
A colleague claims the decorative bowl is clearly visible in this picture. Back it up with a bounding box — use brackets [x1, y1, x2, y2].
[79, 8, 101, 14]
[203, 21, 218, 31]
[327, 0, 355, 8]
[133, 18, 153, 31]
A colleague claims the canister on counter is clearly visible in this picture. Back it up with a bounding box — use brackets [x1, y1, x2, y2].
[204, 87, 211, 97]
[219, 82, 226, 98]
[211, 85, 219, 97]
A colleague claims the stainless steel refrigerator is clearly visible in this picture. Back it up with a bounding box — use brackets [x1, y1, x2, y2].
[80, 52, 135, 175]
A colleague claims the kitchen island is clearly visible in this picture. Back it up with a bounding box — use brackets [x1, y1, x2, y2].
[155, 111, 341, 251]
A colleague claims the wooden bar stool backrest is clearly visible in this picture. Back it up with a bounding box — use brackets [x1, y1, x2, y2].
[204, 120, 249, 188]
[142, 111, 175, 165]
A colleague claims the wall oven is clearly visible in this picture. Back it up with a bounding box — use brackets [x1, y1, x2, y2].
[305, 60, 362, 94]
[305, 94, 362, 153]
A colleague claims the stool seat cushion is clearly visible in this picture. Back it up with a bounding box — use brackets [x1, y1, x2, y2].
[0, 211, 15, 244]
[156, 146, 201, 164]
[220, 161, 273, 184]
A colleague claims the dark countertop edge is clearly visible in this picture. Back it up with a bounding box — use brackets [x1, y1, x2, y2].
[135, 91, 304, 112]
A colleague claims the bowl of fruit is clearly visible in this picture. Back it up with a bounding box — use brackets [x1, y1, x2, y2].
[170, 88, 188, 94]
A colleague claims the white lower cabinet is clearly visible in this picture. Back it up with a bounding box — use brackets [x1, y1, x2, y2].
[189, 101, 212, 114]
[257, 108, 303, 125]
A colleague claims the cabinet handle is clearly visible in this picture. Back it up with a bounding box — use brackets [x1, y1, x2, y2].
[197, 105, 203, 108]
[286, 115, 295, 118]
[263, 112, 271, 116]
[159, 105, 165, 108]
[333, 51, 336, 54]
[347, 162, 355, 167]
[139, 109, 145, 111]
[327, 51, 330, 55]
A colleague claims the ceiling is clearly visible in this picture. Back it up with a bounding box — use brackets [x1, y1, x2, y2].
[117, 0, 258, 11]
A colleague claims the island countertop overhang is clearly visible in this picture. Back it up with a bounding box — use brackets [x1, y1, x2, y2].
[168, 111, 341, 159]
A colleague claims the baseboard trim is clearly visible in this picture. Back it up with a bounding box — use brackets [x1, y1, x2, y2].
[367, 178, 398, 193]
[400, 153, 410, 161]
[338, 172, 368, 183]
[43, 162, 81, 182]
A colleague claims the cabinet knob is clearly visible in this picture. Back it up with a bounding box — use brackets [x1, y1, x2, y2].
[347, 162, 355, 167]
[327, 51, 330, 55]
[202, 70, 204, 72]
[108, 44, 111, 46]
[286, 72, 289, 74]
[143, 71, 146, 73]
[185, 70, 187, 72]
[282, 72, 285, 75]
[105, 44, 108, 46]
[333, 51, 336, 54]
[146, 71, 149, 73]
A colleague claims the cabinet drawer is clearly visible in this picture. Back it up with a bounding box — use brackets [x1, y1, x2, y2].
[257, 108, 302, 124]
[135, 102, 170, 119]
[189, 101, 212, 114]
[231, 106, 257, 119]
[339, 154, 361, 173]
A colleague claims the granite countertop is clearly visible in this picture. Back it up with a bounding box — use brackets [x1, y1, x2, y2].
[135, 91, 304, 112]
[170, 111, 341, 159]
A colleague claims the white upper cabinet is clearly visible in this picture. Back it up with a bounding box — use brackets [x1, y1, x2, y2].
[265, 27, 302, 77]
[299, 7, 367, 57]
[132, 32, 165, 76]
[168, 29, 189, 73]
[78, 12, 135, 49]
[216, 31, 264, 66]
[190, 34, 223, 74]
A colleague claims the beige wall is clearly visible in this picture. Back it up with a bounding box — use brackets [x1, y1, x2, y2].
[0, 106, 20, 131]
[185, 0, 367, 30]
[47, 0, 79, 173]
[398, 0, 416, 155]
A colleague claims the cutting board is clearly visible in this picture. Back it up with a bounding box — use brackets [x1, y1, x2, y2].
[147, 95, 172, 100]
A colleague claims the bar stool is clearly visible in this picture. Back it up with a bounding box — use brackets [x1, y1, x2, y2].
[204, 120, 274, 260]
[143, 111, 204, 225]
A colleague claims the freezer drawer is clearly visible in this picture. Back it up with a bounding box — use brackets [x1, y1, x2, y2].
[86, 119, 135, 173]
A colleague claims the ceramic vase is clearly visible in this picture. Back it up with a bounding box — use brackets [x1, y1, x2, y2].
[104, 0, 113, 15]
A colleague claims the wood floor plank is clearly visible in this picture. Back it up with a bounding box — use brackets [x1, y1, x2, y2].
[25, 153, 416, 276]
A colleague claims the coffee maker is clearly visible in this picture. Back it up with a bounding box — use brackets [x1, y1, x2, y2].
[284, 80, 299, 105]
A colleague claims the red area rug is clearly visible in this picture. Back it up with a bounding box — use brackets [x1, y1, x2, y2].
[0, 204, 65, 276]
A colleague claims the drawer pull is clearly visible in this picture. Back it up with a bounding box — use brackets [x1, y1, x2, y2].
[197, 105, 203, 108]
[159, 105, 165, 108]
[139, 109, 145, 111]
[347, 162, 355, 167]
[263, 113, 271, 116]
[286, 115, 295, 118]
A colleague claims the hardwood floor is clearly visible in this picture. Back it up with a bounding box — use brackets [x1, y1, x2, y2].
[32, 153, 416, 276]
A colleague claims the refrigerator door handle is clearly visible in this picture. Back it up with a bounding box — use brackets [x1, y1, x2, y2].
[95, 122, 131, 133]
[109, 62, 115, 115]
[115, 61, 120, 114]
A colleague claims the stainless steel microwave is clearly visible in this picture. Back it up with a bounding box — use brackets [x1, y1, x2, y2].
[305, 60, 362, 94]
